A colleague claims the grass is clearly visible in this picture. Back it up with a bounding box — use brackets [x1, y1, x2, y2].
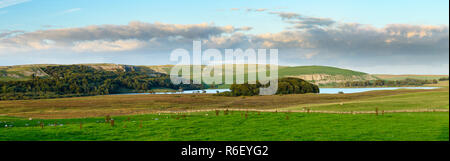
[425, 80, 449, 87]
[284, 90, 449, 112]
[374, 74, 448, 81]
[278, 66, 368, 77]
[0, 87, 443, 119]
[0, 111, 447, 141]
[0, 79, 448, 141]
[1, 64, 373, 82]
[0, 65, 48, 81]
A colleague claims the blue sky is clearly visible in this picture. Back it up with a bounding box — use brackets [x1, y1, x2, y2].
[1, 0, 448, 32]
[0, 0, 449, 74]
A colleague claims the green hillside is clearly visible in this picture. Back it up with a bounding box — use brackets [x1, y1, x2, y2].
[0, 65, 49, 81]
[278, 66, 368, 77]
[2, 64, 444, 87]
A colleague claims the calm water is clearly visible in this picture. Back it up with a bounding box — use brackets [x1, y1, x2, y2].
[115, 89, 231, 95]
[114, 87, 438, 95]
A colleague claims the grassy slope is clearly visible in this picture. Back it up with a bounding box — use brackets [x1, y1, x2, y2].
[0, 112, 447, 141]
[2, 64, 447, 83]
[0, 64, 372, 81]
[284, 90, 449, 112]
[374, 74, 448, 81]
[278, 66, 367, 77]
[0, 66, 34, 81]
[284, 81, 449, 112]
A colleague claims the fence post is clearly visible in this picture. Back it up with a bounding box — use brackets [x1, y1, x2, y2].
[376, 108, 379, 116]
[106, 115, 110, 123]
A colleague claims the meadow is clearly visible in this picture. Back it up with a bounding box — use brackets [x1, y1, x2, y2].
[0, 81, 448, 141]
[0, 111, 447, 141]
[284, 90, 449, 112]
[0, 87, 444, 119]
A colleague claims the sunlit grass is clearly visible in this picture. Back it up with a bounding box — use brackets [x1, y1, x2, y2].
[0, 111, 447, 141]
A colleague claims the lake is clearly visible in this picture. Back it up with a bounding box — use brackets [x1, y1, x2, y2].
[114, 87, 438, 95]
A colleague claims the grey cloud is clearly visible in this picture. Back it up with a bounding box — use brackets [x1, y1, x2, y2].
[0, 30, 25, 38]
[270, 12, 336, 29]
[287, 17, 336, 29]
[269, 11, 300, 19]
[0, 22, 252, 52]
[255, 23, 448, 55]
[1, 21, 447, 56]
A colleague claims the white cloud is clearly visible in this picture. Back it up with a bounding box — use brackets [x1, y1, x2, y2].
[73, 39, 145, 52]
[247, 8, 268, 12]
[0, 0, 30, 9]
[61, 8, 81, 14]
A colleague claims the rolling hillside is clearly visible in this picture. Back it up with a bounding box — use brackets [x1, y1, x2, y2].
[0, 64, 160, 81]
[373, 74, 448, 81]
[1, 64, 446, 86]
[0, 65, 48, 81]
[277, 66, 377, 85]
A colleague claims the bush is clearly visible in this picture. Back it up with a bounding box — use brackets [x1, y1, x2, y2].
[218, 77, 319, 96]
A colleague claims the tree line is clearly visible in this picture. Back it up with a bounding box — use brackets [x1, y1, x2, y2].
[216, 77, 320, 96]
[0, 65, 204, 100]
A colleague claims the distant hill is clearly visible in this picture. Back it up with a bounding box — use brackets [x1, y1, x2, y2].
[1, 64, 446, 86]
[0, 65, 48, 81]
[0, 64, 161, 81]
[277, 66, 377, 85]
[373, 74, 449, 81]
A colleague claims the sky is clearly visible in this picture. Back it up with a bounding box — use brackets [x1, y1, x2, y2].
[0, 0, 449, 74]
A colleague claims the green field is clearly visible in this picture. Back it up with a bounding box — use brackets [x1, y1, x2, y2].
[0, 86, 448, 141]
[0, 78, 448, 141]
[0, 111, 447, 141]
[285, 90, 449, 112]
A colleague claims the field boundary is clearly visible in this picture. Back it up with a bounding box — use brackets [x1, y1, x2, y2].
[152, 108, 449, 115]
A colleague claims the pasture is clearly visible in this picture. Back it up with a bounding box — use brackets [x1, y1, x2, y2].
[0, 111, 448, 141]
[0, 81, 448, 141]
[0, 87, 445, 119]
